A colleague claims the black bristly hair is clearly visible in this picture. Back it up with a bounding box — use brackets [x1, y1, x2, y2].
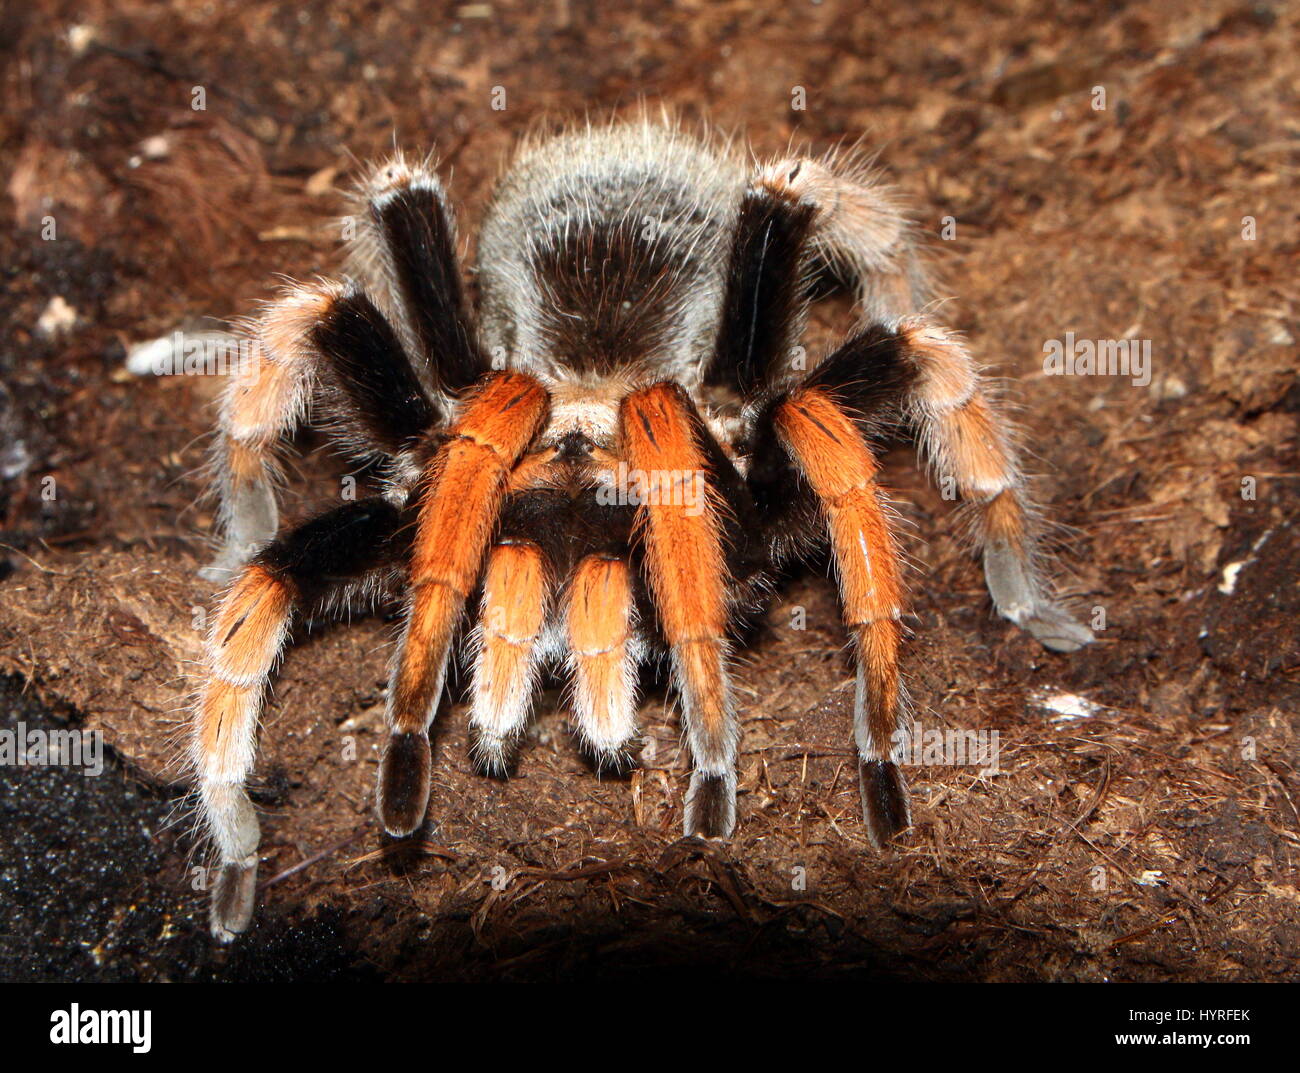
[799, 322, 919, 419]
[742, 323, 919, 566]
[311, 286, 440, 455]
[674, 386, 771, 607]
[707, 180, 816, 394]
[531, 216, 682, 374]
[254, 496, 410, 611]
[496, 485, 636, 579]
[370, 182, 487, 393]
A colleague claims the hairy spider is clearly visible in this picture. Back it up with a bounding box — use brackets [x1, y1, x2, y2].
[190, 118, 1091, 940]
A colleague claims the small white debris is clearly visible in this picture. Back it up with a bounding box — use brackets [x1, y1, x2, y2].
[126, 329, 250, 377]
[128, 133, 173, 169]
[1136, 870, 1167, 887]
[339, 704, 384, 733]
[139, 133, 170, 161]
[1032, 687, 1105, 722]
[125, 334, 177, 377]
[36, 296, 78, 340]
[0, 439, 32, 481]
[1218, 560, 1245, 595]
[1154, 374, 1187, 401]
[139, 134, 171, 160]
[1217, 529, 1273, 596]
[67, 24, 98, 56]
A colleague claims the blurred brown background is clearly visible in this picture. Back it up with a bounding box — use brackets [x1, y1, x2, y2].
[0, 0, 1295, 980]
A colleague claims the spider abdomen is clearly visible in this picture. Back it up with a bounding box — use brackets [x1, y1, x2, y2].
[477, 123, 743, 383]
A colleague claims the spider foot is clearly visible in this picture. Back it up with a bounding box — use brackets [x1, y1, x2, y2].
[198, 544, 250, 585]
[859, 759, 910, 849]
[469, 727, 514, 778]
[984, 544, 1094, 653]
[1018, 603, 1095, 653]
[684, 771, 736, 839]
[210, 854, 258, 943]
[377, 731, 432, 837]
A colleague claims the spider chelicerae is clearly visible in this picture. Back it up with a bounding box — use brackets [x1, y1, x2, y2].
[190, 117, 1092, 940]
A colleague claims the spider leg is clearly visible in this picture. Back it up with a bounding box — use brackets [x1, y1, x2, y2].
[893, 319, 1093, 652]
[378, 371, 550, 836]
[193, 496, 408, 941]
[566, 553, 643, 766]
[620, 382, 738, 837]
[206, 280, 438, 581]
[468, 539, 552, 772]
[310, 283, 439, 456]
[771, 385, 911, 847]
[722, 153, 1091, 652]
[207, 285, 331, 582]
[350, 155, 488, 394]
[754, 153, 930, 323]
[475, 480, 643, 771]
[706, 167, 816, 392]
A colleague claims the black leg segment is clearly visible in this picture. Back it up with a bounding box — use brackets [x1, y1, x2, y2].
[370, 183, 487, 393]
[255, 496, 410, 609]
[708, 180, 817, 394]
[312, 285, 440, 453]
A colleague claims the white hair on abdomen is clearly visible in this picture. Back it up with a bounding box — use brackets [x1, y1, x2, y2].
[477, 117, 746, 386]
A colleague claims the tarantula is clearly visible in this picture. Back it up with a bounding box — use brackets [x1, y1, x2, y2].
[190, 118, 1091, 940]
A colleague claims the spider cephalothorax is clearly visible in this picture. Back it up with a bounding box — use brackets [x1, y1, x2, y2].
[191, 119, 1091, 940]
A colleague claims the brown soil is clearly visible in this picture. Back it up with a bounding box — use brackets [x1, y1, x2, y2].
[0, 0, 1296, 980]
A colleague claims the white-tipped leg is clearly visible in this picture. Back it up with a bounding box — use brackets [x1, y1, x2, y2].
[852, 657, 912, 848]
[755, 153, 930, 323]
[672, 640, 740, 841]
[468, 541, 551, 772]
[566, 555, 643, 768]
[897, 319, 1093, 652]
[203, 781, 262, 942]
[204, 283, 340, 580]
[774, 385, 914, 847]
[753, 155, 1091, 654]
[192, 564, 294, 941]
[620, 384, 740, 841]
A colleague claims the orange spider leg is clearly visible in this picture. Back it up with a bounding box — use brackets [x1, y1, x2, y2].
[566, 554, 642, 763]
[468, 540, 552, 770]
[378, 371, 549, 835]
[774, 386, 911, 847]
[192, 564, 295, 938]
[620, 382, 737, 837]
